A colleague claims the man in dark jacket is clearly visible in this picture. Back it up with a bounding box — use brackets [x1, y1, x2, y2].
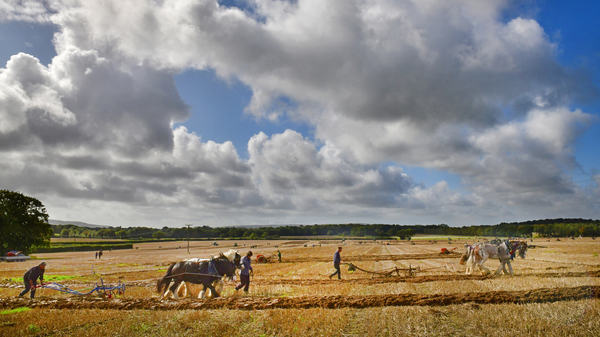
[329, 247, 342, 279]
[19, 262, 46, 298]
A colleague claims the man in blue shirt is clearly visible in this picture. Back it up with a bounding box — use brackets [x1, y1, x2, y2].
[19, 262, 46, 298]
[329, 247, 342, 279]
[235, 251, 253, 294]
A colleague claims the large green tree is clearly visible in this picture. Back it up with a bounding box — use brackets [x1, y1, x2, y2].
[0, 190, 53, 254]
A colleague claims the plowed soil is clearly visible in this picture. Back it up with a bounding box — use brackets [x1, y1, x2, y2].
[1, 285, 598, 311]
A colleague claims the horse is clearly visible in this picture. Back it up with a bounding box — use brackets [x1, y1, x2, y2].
[157, 253, 238, 299]
[176, 249, 242, 299]
[462, 240, 528, 275]
[459, 243, 482, 274]
[459, 243, 474, 265]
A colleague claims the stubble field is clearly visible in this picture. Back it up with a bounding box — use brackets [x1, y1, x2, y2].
[1, 237, 600, 336]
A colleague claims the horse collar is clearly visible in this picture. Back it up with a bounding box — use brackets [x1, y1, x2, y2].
[208, 260, 219, 276]
[505, 240, 516, 260]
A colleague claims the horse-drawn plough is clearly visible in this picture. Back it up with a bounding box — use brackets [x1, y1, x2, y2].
[342, 262, 420, 277]
[35, 278, 126, 298]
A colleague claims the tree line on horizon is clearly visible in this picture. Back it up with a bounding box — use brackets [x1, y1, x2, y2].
[5, 189, 598, 255]
[52, 218, 600, 240]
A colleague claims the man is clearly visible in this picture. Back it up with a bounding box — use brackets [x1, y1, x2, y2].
[277, 250, 282, 262]
[19, 262, 46, 298]
[235, 251, 253, 294]
[329, 247, 342, 279]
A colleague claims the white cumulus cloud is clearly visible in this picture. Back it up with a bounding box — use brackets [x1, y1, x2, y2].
[0, 0, 598, 226]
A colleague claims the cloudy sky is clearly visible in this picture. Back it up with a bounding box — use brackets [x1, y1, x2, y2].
[1, 0, 599, 228]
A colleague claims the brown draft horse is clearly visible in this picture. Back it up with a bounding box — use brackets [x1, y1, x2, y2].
[157, 253, 238, 299]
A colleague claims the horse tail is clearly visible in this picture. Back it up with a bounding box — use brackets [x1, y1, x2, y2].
[157, 263, 176, 294]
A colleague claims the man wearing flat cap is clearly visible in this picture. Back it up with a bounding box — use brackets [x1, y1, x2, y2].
[19, 262, 46, 299]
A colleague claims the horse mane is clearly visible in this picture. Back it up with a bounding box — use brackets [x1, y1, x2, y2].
[207, 252, 229, 262]
[221, 249, 240, 262]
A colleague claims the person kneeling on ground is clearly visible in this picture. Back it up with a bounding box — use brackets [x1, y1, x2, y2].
[19, 262, 46, 299]
[236, 251, 253, 294]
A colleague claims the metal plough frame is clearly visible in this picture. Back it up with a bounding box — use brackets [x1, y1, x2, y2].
[37, 278, 126, 298]
[342, 262, 420, 277]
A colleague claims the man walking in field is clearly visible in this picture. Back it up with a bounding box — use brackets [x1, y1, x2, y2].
[329, 247, 342, 279]
[235, 251, 253, 294]
[19, 262, 46, 298]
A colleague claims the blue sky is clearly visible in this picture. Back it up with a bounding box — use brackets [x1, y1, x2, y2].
[536, 0, 600, 182]
[0, 0, 598, 228]
[174, 69, 312, 159]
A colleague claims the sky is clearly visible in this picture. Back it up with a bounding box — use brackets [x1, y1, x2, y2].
[0, 0, 599, 228]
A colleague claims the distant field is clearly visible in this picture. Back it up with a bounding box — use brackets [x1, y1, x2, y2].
[2, 238, 599, 336]
[51, 238, 126, 243]
[410, 234, 475, 240]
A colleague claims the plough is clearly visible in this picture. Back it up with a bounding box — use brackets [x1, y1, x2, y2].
[342, 262, 420, 277]
[36, 278, 126, 298]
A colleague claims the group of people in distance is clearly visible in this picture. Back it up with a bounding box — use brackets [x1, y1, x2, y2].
[16, 246, 343, 299]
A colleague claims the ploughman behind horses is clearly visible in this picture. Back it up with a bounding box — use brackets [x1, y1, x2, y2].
[157, 252, 238, 299]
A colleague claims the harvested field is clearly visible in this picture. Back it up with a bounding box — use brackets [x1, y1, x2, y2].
[1, 238, 600, 336]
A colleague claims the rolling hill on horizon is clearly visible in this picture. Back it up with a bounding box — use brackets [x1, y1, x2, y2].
[49, 219, 109, 228]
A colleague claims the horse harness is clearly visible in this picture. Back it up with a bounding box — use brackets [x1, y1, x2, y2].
[504, 240, 517, 261]
[170, 259, 223, 279]
[207, 259, 219, 276]
[472, 244, 481, 258]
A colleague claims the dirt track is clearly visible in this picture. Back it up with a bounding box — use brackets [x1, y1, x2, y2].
[1, 285, 598, 311]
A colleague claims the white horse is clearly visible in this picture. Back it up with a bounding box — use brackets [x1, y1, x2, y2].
[173, 249, 241, 299]
[459, 243, 481, 274]
[462, 241, 527, 275]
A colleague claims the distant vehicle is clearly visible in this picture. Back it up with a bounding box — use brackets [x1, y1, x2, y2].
[256, 254, 278, 263]
[212, 242, 218, 246]
[1, 251, 30, 262]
